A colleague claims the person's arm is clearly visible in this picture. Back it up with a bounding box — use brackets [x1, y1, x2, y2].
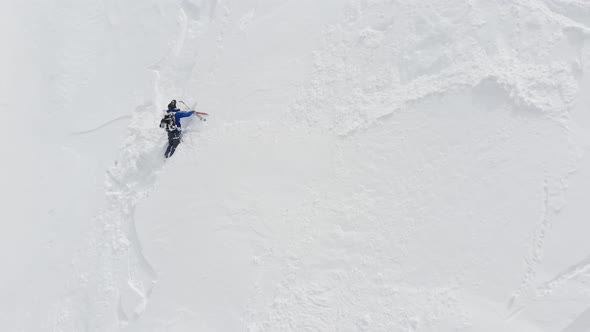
[175, 111, 195, 119]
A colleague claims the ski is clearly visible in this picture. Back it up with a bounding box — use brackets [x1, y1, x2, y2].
[179, 100, 208, 121]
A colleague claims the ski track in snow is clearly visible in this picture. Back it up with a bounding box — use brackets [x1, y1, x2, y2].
[70, 115, 132, 136]
[537, 255, 590, 297]
[54, 100, 166, 330]
[105, 9, 205, 328]
[508, 178, 553, 313]
[53, 1, 218, 329]
[98, 0, 223, 326]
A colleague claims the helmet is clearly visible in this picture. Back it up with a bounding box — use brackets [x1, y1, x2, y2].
[168, 100, 177, 110]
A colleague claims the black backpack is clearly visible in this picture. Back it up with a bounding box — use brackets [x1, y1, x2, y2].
[160, 112, 178, 132]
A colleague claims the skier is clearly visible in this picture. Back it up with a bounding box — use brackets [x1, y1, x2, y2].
[160, 99, 197, 158]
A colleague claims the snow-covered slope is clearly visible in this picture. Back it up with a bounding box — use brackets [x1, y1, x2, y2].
[4, 0, 590, 331]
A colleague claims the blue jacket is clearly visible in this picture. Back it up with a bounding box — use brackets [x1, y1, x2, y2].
[167, 108, 194, 132]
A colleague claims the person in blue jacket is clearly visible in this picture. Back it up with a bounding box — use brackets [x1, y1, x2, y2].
[163, 99, 196, 158]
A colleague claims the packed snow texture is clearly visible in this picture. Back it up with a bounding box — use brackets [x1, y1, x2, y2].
[3, 0, 590, 331]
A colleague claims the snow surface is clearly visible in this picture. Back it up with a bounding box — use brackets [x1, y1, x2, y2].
[3, 0, 590, 331]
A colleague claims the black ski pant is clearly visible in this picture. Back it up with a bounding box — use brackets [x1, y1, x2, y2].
[165, 131, 182, 158]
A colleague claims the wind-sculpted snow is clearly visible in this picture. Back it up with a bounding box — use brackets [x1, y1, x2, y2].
[5, 0, 590, 331]
[294, 0, 589, 136]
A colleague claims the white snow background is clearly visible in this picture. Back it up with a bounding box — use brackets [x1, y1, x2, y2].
[3, 0, 590, 331]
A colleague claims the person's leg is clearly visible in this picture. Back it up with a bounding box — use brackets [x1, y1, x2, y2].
[165, 144, 173, 158]
[167, 132, 182, 157]
[165, 132, 175, 158]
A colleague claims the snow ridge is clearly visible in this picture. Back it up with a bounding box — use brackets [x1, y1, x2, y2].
[293, 0, 588, 136]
